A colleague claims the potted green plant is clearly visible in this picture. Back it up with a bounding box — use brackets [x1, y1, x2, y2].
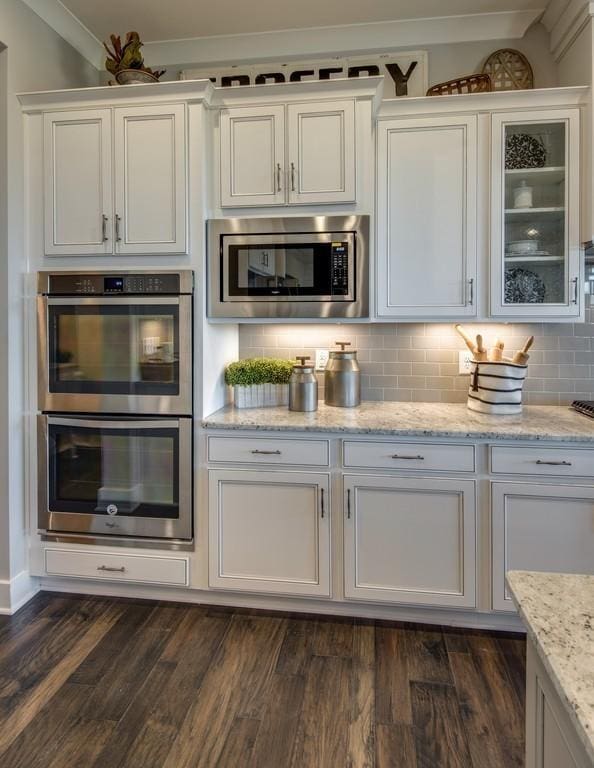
[225, 358, 293, 408]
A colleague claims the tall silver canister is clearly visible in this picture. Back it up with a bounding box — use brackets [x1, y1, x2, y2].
[324, 342, 360, 407]
[289, 356, 318, 412]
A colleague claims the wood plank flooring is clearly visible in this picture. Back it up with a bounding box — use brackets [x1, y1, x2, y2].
[0, 592, 526, 768]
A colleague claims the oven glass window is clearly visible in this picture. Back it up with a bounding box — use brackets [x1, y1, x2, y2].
[48, 305, 179, 395]
[226, 242, 350, 298]
[48, 423, 179, 519]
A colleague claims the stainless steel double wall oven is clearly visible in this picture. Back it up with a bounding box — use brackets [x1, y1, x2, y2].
[37, 271, 194, 547]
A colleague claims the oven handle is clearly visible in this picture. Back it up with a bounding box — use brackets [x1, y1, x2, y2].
[45, 416, 182, 430]
[45, 296, 183, 306]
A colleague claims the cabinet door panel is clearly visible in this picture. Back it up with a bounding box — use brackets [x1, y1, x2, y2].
[287, 100, 355, 204]
[44, 109, 113, 255]
[114, 104, 187, 254]
[220, 106, 285, 207]
[376, 115, 477, 318]
[344, 475, 476, 608]
[492, 482, 594, 611]
[209, 470, 330, 596]
[490, 109, 580, 319]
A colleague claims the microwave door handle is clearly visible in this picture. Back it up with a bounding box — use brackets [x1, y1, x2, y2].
[45, 417, 181, 430]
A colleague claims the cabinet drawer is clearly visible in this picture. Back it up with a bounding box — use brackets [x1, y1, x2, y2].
[490, 445, 594, 477]
[343, 440, 475, 472]
[207, 436, 329, 466]
[44, 549, 188, 586]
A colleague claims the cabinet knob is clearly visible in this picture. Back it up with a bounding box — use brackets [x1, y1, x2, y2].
[290, 162, 296, 192]
[115, 214, 122, 242]
[97, 565, 126, 573]
[571, 277, 579, 305]
[101, 214, 108, 242]
[467, 278, 474, 306]
[276, 163, 282, 193]
[535, 460, 572, 467]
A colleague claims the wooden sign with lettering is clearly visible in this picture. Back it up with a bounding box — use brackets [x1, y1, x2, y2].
[182, 51, 428, 98]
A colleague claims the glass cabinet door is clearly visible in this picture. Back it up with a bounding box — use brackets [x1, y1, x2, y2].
[491, 109, 580, 318]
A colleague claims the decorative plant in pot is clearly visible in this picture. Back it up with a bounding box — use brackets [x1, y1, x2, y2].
[104, 31, 166, 85]
[225, 358, 294, 409]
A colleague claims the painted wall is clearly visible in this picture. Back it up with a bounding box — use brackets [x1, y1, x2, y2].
[0, 0, 98, 604]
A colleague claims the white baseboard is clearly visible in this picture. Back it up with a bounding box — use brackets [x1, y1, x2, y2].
[39, 577, 525, 633]
[0, 571, 39, 615]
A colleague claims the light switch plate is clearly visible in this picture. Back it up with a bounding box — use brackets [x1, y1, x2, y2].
[458, 350, 473, 374]
[315, 349, 330, 371]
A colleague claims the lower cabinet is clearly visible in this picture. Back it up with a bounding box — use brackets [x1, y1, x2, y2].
[492, 482, 594, 611]
[208, 469, 330, 597]
[343, 475, 477, 608]
[525, 640, 590, 768]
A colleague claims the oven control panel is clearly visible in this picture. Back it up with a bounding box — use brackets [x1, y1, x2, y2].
[43, 273, 189, 296]
[330, 242, 349, 296]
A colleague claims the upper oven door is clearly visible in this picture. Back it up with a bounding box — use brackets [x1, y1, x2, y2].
[38, 295, 192, 415]
[222, 232, 355, 302]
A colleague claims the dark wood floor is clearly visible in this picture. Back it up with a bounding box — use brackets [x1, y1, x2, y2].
[0, 591, 526, 768]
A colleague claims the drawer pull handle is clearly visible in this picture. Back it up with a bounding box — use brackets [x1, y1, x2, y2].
[347, 488, 351, 519]
[391, 454, 425, 461]
[320, 487, 325, 519]
[251, 449, 281, 455]
[535, 460, 572, 466]
[97, 565, 126, 573]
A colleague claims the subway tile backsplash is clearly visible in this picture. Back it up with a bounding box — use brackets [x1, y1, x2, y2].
[238, 297, 594, 406]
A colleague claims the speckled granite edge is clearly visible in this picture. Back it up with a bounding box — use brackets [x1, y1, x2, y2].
[201, 402, 594, 443]
[507, 571, 594, 764]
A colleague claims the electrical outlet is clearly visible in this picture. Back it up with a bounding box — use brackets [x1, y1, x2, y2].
[315, 349, 330, 371]
[458, 350, 474, 375]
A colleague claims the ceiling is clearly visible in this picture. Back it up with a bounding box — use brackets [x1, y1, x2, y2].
[61, 0, 545, 42]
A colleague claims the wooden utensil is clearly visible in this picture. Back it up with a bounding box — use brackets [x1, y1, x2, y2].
[454, 324, 477, 355]
[490, 338, 505, 362]
[512, 335, 534, 365]
[475, 334, 488, 362]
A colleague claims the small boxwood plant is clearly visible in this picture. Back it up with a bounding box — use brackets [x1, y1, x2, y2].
[225, 357, 294, 387]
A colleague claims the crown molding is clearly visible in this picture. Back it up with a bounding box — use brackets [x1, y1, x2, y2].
[542, 0, 594, 60]
[20, 0, 104, 69]
[142, 10, 543, 69]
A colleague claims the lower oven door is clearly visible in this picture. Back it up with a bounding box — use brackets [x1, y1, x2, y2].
[38, 415, 192, 541]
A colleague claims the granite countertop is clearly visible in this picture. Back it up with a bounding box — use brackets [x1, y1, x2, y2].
[202, 402, 594, 443]
[506, 571, 594, 763]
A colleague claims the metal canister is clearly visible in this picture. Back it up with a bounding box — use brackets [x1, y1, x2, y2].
[324, 342, 360, 407]
[289, 356, 318, 412]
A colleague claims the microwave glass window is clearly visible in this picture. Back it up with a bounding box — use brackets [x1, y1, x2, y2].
[227, 241, 350, 298]
[48, 305, 179, 395]
[49, 424, 179, 519]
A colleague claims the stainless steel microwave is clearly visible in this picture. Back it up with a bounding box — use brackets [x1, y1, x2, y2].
[207, 216, 369, 319]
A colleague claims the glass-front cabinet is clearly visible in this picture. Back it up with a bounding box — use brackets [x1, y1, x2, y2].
[490, 109, 581, 318]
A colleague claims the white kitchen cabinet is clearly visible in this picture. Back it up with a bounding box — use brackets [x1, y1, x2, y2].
[220, 100, 355, 207]
[43, 104, 187, 256]
[376, 114, 477, 319]
[43, 109, 113, 256]
[209, 469, 331, 597]
[114, 104, 187, 255]
[220, 105, 285, 207]
[343, 474, 476, 608]
[492, 482, 594, 611]
[490, 108, 581, 318]
[286, 100, 355, 204]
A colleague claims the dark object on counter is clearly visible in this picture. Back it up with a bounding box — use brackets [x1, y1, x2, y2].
[289, 356, 318, 412]
[324, 342, 361, 408]
[505, 267, 546, 304]
[571, 400, 594, 418]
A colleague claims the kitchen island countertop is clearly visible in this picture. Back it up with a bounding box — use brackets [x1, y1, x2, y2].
[506, 571, 594, 764]
[202, 402, 594, 443]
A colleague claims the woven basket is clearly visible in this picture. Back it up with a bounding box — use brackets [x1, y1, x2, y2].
[467, 361, 528, 415]
[426, 73, 492, 96]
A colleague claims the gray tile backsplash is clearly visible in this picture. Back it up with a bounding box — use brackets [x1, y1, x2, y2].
[238, 297, 594, 405]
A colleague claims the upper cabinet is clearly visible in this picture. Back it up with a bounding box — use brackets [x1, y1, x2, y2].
[376, 114, 477, 319]
[43, 103, 187, 256]
[220, 99, 356, 207]
[490, 108, 581, 318]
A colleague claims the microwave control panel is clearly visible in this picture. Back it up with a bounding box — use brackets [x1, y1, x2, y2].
[331, 242, 349, 296]
[43, 273, 187, 296]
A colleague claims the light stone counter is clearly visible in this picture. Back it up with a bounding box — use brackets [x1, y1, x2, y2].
[203, 402, 594, 443]
[507, 571, 594, 764]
